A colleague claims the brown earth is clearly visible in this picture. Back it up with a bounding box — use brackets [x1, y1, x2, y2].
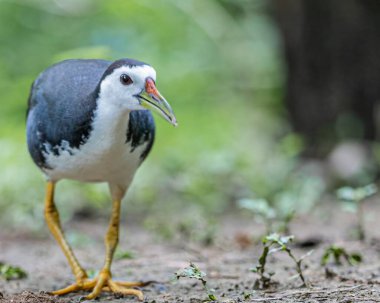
[1, 200, 380, 303]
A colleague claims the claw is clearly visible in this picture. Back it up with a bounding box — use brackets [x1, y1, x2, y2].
[108, 280, 144, 300]
[114, 280, 154, 287]
[52, 283, 81, 296]
[52, 271, 145, 300]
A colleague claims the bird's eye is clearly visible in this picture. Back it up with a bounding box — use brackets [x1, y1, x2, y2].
[120, 74, 133, 85]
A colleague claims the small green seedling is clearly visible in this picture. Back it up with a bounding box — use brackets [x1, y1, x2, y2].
[321, 245, 362, 266]
[337, 184, 377, 241]
[86, 269, 98, 279]
[175, 262, 217, 301]
[0, 262, 27, 280]
[238, 198, 295, 235]
[252, 234, 311, 288]
[251, 241, 275, 288]
[177, 217, 217, 246]
[115, 249, 135, 260]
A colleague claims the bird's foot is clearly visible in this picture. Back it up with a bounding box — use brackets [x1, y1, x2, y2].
[52, 270, 148, 300]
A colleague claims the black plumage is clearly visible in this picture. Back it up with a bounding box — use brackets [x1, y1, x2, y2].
[26, 59, 155, 170]
[126, 110, 155, 160]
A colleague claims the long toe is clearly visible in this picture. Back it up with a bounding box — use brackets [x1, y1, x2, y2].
[85, 271, 108, 300]
[85, 271, 145, 301]
[52, 283, 81, 296]
[52, 279, 95, 296]
[53, 272, 146, 301]
[114, 280, 153, 288]
[108, 280, 144, 300]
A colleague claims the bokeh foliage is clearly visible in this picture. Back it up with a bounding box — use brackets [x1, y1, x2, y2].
[0, 0, 318, 233]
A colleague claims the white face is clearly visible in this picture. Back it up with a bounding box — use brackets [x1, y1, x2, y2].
[98, 64, 157, 110]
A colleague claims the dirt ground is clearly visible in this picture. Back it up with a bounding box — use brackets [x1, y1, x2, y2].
[1, 200, 380, 303]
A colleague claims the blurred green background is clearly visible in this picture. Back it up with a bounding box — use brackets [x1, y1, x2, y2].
[0, 0, 362, 238]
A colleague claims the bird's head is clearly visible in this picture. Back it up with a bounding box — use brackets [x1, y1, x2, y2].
[99, 58, 177, 126]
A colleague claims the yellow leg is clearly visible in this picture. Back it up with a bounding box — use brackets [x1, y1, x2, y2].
[44, 181, 87, 282]
[52, 188, 148, 300]
[85, 198, 144, 300]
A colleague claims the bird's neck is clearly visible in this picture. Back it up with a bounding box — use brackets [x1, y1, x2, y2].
[91, 99, 131, 146]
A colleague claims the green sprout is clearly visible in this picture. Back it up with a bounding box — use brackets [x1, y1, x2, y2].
[321, 245, 362, 266]
[86, 269, 98, 279]
[337, 184, 377, 241]
[175, 262, 217, 301]
[238, 198, 295, 235]
[0, 262, 27, 280]
[115, 249, 135, 260]
[176, 216, 217, 246]
[252, 234, 311, 288]
[251, 241, 275, 288]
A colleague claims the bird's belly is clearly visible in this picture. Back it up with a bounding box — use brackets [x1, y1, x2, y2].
[43, 139, 145, 184]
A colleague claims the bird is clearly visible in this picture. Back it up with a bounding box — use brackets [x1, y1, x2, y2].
[26, 58, 177, 300]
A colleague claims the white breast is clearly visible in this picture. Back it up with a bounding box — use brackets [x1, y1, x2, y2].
[42, 101, 146, 185]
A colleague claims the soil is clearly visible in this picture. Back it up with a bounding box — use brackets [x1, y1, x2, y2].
[1, 200, 380, 303]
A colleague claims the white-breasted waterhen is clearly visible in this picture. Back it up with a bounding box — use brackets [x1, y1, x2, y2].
[26, 58, 177, 300]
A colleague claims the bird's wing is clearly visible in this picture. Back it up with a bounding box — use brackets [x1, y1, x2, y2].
[26, 59, 111, 168]
[127, 110, 155, 161]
